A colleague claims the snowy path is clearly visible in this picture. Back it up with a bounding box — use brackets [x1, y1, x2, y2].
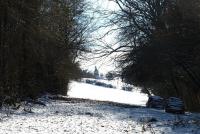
[0, 98, 200, 134]
[0, 81, 200, 134]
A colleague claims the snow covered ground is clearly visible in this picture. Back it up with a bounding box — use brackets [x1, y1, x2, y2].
[0, 80, 200, 134]
[68, 80, 148, 106]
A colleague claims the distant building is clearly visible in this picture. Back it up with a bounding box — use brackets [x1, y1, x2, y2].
[94, 66, 99, 79]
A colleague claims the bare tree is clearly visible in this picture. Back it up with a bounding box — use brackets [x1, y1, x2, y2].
[92, 0, 200, 111]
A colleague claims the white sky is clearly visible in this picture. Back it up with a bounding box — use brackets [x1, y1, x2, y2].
[80, 0, 120, 74]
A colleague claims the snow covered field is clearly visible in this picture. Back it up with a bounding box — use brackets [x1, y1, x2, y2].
[68, 80, 148, 106]
[0, 80, 200, 134]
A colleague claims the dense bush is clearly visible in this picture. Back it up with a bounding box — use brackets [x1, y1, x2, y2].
[85, 79, 115, 89]
[85, 79, 97, 84]
[0, 0, 87, 104]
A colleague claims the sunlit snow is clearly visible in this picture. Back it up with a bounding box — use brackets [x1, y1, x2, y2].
[0, 79, 200, 134]
[68, 80, 148, 106]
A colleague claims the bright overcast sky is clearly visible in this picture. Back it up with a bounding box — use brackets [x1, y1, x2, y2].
[80, 0, 120, 74]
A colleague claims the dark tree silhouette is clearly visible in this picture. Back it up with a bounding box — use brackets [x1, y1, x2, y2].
[0, 0, 88, 104]
[98, 0, 200, 111]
